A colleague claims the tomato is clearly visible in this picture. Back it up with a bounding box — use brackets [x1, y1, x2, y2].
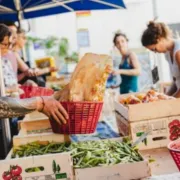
[2, 171, 12, 180]
[12, 175, 22, 180]
[168, 120, 180, 129]
[169, 121, 175, 129]
[170, 126, 179, 135]
[11, 165, 22, 176]
[170, 134, 178, 141]
[172, 119, 180, 126]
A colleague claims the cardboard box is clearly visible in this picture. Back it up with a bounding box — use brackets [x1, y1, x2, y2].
[7, 134, 151, 180]
[19, 119, 52, 135]
[1, 153, 73, 180]
[114, 98, 180, 122]
[75, 161, 150, 180]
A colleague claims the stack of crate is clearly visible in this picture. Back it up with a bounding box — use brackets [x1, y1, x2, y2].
[115, 94, 180, 150]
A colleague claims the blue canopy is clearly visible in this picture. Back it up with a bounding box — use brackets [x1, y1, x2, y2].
[0, 0, 126, 21]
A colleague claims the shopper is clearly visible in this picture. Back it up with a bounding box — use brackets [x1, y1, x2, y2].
[0, 96, 68, 125]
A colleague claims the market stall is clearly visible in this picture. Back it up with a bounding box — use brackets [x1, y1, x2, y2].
[0, 1, 180, 180]
[0, 53, 179, 180]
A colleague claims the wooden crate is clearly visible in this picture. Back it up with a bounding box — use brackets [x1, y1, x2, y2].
[75, 161, 150, 180]
[115, 111, 129, 136]
[114, 97, 180, 122]
[1, 153, 73, 180]
[7, 135, 151, 180]
[115, 111, 180, 150]
[13, 133, 70, 147]
[130, 117, 170, 150]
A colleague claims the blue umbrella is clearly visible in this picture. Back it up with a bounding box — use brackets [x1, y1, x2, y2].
[0, 0, 126, 21]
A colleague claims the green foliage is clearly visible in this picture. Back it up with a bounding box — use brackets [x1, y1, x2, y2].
[27, 35, 78, 63]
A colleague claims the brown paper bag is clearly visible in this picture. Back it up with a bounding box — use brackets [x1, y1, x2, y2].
[54, 53, 112, 101]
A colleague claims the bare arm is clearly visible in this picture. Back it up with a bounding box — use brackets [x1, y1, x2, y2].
[36, 67, 58, 76]
[113, 52, 141, 76]
[15, 52, 29, 72]
[166, 81, 177, 96]
[172, 51, 180, 98]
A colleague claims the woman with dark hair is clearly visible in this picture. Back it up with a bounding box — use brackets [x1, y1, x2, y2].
[0, 24, 18, 91]
[112, 33, 141, 94]
[0, 24, 68, 125]
[141, 21, 180, 97]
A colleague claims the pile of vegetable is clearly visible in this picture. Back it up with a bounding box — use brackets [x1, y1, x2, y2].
[11, 139, 143, 168]
[120, 90, 175, 105]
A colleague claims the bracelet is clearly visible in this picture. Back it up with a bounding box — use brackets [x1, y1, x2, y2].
[39, 96, 45, 112]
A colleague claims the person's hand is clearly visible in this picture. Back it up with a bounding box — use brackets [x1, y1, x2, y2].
[110, 85, 118, 89]
[49, 67, 58, 72]
[37, 96, 68, 125]
[112, 70, 121, 75]
[106, 65, 113, 74]
[26, 68, 40, 77]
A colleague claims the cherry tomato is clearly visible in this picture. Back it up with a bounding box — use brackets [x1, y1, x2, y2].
[170, 134, 178, 141]
[2, 171, 12, 180]
[170, 126, 179, 135]
[12, 175, 22, 180]
[169, 121, 175, 129]
[172, 119, 180, 126]
[11, 165, 22, 176]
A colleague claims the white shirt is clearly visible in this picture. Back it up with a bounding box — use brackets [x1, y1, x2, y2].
[2, 56, 17, 87]
[165, 39, 180, 89]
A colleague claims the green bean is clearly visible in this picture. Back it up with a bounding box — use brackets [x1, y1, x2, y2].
[12, 139, 143, 168]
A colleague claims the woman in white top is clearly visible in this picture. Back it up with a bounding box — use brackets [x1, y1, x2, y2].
[141, 21, 180, 97]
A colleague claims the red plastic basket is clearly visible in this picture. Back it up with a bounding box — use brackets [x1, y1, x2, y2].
[168, 139, 180, 171]
[50, 101, 103, 134]
[20, 86, 54, 99]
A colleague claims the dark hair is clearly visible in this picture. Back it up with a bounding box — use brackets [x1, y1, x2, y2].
[0, 21, 17, 28]
[141, 21, 172, 46]
[0, 24, 11, 43]
[113, 33, 129, 45]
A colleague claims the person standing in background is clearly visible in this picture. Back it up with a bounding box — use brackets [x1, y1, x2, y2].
[141, 21, 180, 98]
[112, 33, 141, 94]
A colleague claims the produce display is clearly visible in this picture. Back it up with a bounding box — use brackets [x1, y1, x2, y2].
[54, 53, 112, 102]
[11, 139, 143, 168]
[119, 90, 175, 105]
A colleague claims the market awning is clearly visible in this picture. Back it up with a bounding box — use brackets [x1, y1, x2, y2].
[0, 0, 126, 21]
